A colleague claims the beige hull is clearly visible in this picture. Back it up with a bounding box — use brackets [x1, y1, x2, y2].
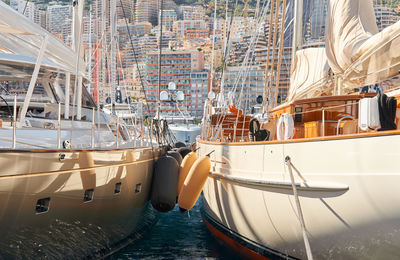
[0, 146, 162, 258]
[199, 132, 400, 259]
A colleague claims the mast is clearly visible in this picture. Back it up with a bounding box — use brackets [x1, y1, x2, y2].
[262, 0, 275, 113]
[220, 0, 230, 105]
[88, 7, 92, 94]
[273, 0, 288, 108]
[110, 0, 117, 114]
[291, 0, 303, 72]
[210, 0, 217, 95]
[267, 0, 281, 110]
[101, 0, 106, 105]
[72, 0, 84, 120]
[157, 0, 164, 119]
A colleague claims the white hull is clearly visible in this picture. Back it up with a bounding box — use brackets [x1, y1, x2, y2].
[0, 146, 162, 258]
[169, 124, 201, 146]
[199, 132, 400, 259]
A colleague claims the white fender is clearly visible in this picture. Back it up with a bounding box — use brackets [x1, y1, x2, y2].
[277, 113, 294, 140]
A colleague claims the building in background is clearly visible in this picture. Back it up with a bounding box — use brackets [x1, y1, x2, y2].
[116, 0, 134, 22]
[190, 71, 209, 118]
[173, 20, 207, 39]
[122, 34, 158, 66]
[184, 28, 209, 40]
[145, 50, 208, 117]
[133, 21, 152, 36]
[180, 5, 205, 20]
[223, 66, 265, 111]
[159, 9, 177, 31]
[304, 0, 328, 45]
[374, 3, 400, 31]
[47, 4, 72, 35]
[10, 0, 47, 29]
[135, 0, 178, 25]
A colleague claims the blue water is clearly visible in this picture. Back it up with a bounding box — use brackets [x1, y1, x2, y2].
[109, 199, 238, 259]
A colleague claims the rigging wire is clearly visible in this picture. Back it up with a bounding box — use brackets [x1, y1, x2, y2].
[210, 0, 218, 92]
[158, 0, 165, 120]
[118, 0, 152, 117]
[218, 0, 242, 104]
[210, 0, 270, 140]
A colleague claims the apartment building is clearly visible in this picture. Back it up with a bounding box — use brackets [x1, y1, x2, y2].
[159, 9, 177, 31]
[145, 50, 205, 116]
[47, 4, 72, 34]
[190, 71, 209, 118]
[180, 5, 205, 20]
[173, 20, 206, 38]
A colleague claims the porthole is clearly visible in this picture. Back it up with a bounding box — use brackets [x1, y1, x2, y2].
[115, 182, 122, 194]
[36, 198, 51, 213]
[135, 183, 142, 193]
[84, 189, 94, 202]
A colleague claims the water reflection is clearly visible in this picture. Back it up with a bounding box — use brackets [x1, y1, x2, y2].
[109, 198, 239, 260]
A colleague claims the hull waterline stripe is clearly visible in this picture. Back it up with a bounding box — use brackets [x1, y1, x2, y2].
[201, 206, 299, 260]
[0, 158, 156, 180]
[209, 172, 349, 192]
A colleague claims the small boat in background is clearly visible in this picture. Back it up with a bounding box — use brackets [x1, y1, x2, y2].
[164, 115, 201, 146]
[158, 84, 201, 146]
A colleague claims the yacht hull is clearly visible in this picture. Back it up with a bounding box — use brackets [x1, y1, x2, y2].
[0, 147, 162, 258]
[169, 125, 201, 146]
[199, 132, 400, 259]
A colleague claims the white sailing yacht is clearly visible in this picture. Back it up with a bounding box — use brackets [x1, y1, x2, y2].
[0, 1, 164, 258]
[198, 0, 400, 259]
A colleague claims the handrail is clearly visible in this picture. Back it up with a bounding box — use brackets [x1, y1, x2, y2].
[336, 115, 354, 135]
[206, 101, 361, 142]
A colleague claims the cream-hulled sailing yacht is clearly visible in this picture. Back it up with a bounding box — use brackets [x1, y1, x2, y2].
[198, 0, 400, 259]
[0, 2, 164, 258]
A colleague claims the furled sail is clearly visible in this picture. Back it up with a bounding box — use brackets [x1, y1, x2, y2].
[0, 1, 86, 77]
[288, 48, 332, 101]
[325, 0, 400, 89]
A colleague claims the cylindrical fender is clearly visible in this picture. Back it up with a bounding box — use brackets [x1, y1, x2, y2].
[178, 156, 211, 211]
[177, 152, 198, 195]
[167, 150, 183, 166]
[174, 142, 186, 148]
[151, 156, 179, 212]
[177, 147, 191, 159]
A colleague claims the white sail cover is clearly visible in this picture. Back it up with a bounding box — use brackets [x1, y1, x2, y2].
[326, 0, 400, 89]
[0, 1, 86, 77]
[288, 48, 332, 101]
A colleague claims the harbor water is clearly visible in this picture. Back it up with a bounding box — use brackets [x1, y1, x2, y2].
[108, 198, 239, 259]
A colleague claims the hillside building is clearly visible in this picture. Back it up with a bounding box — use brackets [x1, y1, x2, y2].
[173, 20, 207, 39]
[47, 4, 72, 34]
[159, 9, 177, 31]
[145, 50, 206, 116]
[180, 5, 205, 20]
